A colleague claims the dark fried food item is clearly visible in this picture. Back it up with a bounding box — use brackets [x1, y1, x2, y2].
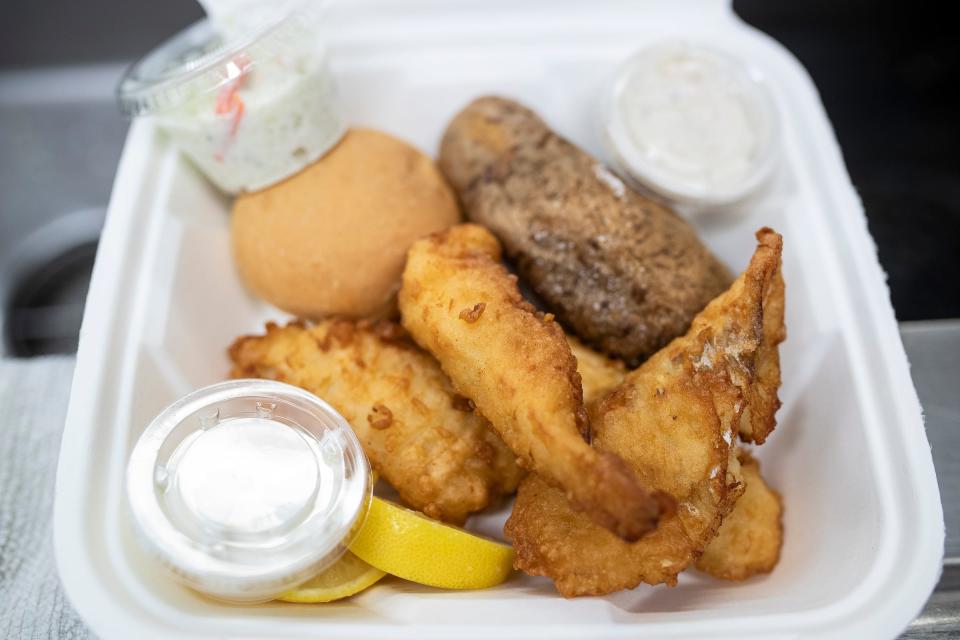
[567, 336, 626, 406]
[504, 228, 785, 596]
[439, 96, 732, 366]
[696, 451, 783, 580]
[228, 319, 523, 525]
[400, 224, 670, 541]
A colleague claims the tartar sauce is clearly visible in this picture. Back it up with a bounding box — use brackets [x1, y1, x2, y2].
[606, 42, 779, 208]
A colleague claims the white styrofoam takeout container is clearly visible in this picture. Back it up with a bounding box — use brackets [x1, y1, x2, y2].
[54, 0, 944, 638]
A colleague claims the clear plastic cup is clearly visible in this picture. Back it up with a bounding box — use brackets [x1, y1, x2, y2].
[125, 379, 371, 603]
[117, 6, 344, 195]
[603, 41, 780, 210]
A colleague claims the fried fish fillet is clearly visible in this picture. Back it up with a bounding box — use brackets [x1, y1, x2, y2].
[400, 224, 670, 541]
[228, 319, 523, 525]
[567, 336, 627, 406]
[696, 451, 784, 580]
[504, 228, 785, 596]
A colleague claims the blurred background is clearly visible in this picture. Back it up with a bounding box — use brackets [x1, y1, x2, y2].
[0, 0, 956, 636]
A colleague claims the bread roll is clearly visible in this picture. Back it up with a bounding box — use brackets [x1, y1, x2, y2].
[232, 128, 461, 318]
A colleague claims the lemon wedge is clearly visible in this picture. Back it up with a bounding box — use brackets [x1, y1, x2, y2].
[349, 497, 514, 589]
[277, 551, 385, 603]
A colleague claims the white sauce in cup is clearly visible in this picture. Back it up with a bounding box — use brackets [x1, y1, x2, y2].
[605, 41, 779, 209]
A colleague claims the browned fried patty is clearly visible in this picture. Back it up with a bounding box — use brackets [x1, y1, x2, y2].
[439, 96, 732, 366]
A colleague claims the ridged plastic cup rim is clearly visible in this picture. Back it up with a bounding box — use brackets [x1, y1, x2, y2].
[116, 2, 325, 116]
[125, 379, 371, 603]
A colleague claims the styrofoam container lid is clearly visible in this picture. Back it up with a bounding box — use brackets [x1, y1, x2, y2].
[125, 379, 371, 603]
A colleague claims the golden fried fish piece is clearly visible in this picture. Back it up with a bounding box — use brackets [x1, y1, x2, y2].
[504, 228, 785, 596]
[567, 336, 627, 406]
[737, 255, 786, 444]
[229, 319, 523, 525]
[400, 224, 670, 542]
[696, 451, 784, 580]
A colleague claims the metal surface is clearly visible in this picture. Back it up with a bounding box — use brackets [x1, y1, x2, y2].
[901, 320, 960, 639]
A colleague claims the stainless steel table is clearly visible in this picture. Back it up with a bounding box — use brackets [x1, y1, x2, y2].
[899, 320, 960, 639]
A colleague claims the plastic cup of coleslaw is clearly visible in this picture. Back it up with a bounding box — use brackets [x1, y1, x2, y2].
[117, 5, 343, 195]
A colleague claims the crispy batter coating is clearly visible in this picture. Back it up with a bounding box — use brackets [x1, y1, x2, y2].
[504, 228, 785, 596]
[696, 451, 784, 580]
[400, 224, 670, 541]
[737, 255, 786, 444]
[228, 319, 523, 525]
[567, 336, 627, 406]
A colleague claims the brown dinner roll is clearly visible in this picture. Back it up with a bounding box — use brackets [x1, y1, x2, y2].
[232, 128, 461, 319]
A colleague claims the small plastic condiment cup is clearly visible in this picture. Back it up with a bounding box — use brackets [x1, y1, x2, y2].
[126, 379, 371, 603]
[603, 41, 780, 210]
[117, 5, 344, 195]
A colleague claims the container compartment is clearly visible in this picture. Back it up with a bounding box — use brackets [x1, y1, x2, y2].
[54, 2, 942, 638]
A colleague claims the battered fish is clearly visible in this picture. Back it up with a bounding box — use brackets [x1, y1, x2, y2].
[504, 228, 785, 596]
[736, 251, 786, 444]
[229, 319, 523, 525]
[400, 224, 671, 541]
[567, 336, 627, 406]
[696, 451, 784, 580]
[439, 96, 732, 366]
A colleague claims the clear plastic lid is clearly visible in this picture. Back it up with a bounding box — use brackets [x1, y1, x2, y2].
[117, 2, 322, 116]
[126, 379, 371, 603]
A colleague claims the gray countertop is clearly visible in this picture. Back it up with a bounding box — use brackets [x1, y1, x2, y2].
[899, 320, 960, 639]
[0, 321, 956, 639]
